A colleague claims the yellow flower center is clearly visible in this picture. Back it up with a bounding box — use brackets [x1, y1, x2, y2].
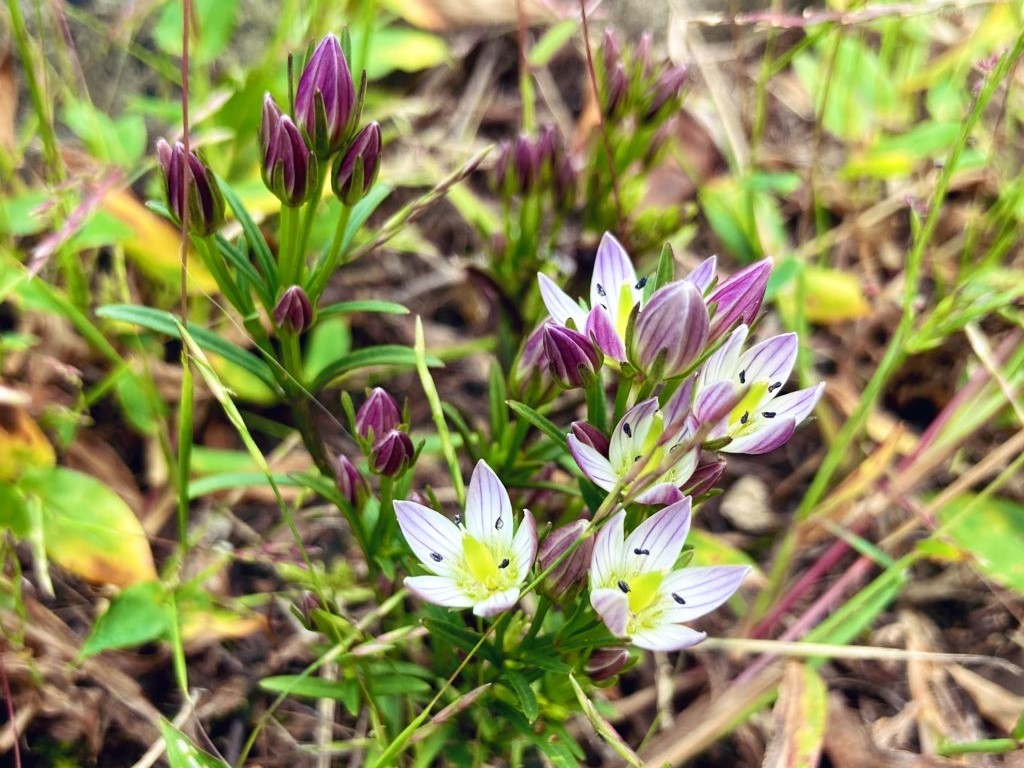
[459, 534, 517, 597]
[729, 380, 769, 433]
[626, 570, 664, 615]
[615, 281, 635, 339]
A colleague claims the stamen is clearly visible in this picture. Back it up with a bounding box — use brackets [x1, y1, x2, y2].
[495, 517, 504, 530]
[671, 592, 686, 605]
[596, 283, 607, 297]
[739, 369, 746, 384]
[634, 455, 642, 463]
[623, 422, 632, 438]
[453, 515, 462, 526]
[498, 558, 510, 569]
[430, 552, 443, 562]
[633, 548, 650, 556]
[740, 411, 749, 425]
[762, 411, 776, 419]
[768, 381, 782, 393]
[635, 277, 648, 290]
[617, 579, 630, 593]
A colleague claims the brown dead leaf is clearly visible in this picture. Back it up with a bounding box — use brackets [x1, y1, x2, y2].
[947, 665, 1024, 734]
[0, 48, 15, 152]
[762, 662, 827, 768]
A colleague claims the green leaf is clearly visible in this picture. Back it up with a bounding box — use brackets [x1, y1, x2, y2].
[187, 472, 299, 500]
[937, 495, 1024, 594]
[260, 675, 361, 702]
[19, 467, 156, 587]
[341, 183, 392, 254]
[311, 345, 439, 391]
[97, 304, 279, 392]
[371, 675, 432, 696]
[81, 581, 170, 657]
[153, 0, 238, 65]
[506, 401, 567, 448]
[159, 720, 229, 768]
[350, 28, 448, 80]
[218, 180, 278, 292]
[318, 299, 408, 318]
[303, 316, 351, 384]
[422, 618, 499, 664]
[215, 234, 273, 309]
[502, 671, 539, 723]
[529, 19, 578, 67]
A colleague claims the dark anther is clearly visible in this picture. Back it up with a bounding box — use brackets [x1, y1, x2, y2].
[617, 579, 630, 593]
[596, 283, 607, 297]
[739, 369, 746, 384]
[768, 381, 783, 392]
[495, 517, 504, 530]
[430, 552, 443, 562]
[633, 547, 650, 556]
[762, 411, 776, 419]
[671, 592, 686, 605]
[635, 277, 648, 290]
[453, 515, 462, 525]
[623, 422, 632, 438]
[499, 558, 510, 569]
[740, 411, 749, 425]
[634, 455, 642, 463]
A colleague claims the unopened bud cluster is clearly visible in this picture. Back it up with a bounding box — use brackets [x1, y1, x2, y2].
[354, 387, 415, 477]
[490, 124, 576, 213]
[598, 29, 689, 125]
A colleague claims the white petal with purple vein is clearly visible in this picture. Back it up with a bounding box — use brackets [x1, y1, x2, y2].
[631, 624, 706, 651]
[394, 500, 463, 576]
[724, 417, 796, 455]
[591, 232, 637, 323]
[465, 460, 513, 547]
[567, 435, 619, 491]
[511, 509, 538, 578]
[590, 511, 626, 589]
[623, 498, 691, 573]
[661, 565, 750, 623]
[472, 587, 521, 617]
[590, 587, 629, 637]
[404, 575, 475, 608]
[538, 273, 588, 329]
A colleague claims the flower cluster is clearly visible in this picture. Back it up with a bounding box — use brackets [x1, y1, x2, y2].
[491, 125, 576, 214]
[353, 387, 415, 477]
[598, 29, 690, 125]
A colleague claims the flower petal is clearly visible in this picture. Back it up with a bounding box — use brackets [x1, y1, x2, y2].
[585, 305, 627, 361]
[538, 273, 588, 329]
[395, 500, 463, 576]
[661, 376, 695, 438]
[465, 459, 513, 547]
[590, 587, 629, 637]
[623, 497, 691, 574]
[630, 623, 706, 651]
[404, 575, 475, 609]
[723, 416, 796, 454]
[567, 434, 619, 491]
[770, 382, 825, 425]
[738, 333, 797, 394]
[695, 380, 745, 426]
[590, 511, 626, 590]
[687, 254, 717, 294]
[661, 565, 750, 623]
[591, 232, 637, 323]
[707, 259, 771, 341]
[697, 325, 747, 389]
[633, 483, 685, 506]
[473, 587, 521, 617]
[608, 398, 660, 471]
[512, 509, 538, 580]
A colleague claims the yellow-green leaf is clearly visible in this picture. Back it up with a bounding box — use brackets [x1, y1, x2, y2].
[0, 404, 55, 481]
[936, 495, 1024, 594]
[778, 265, 871, 325]
[763, 662, 828, 768]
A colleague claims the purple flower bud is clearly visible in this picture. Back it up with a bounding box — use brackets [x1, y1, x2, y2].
[261, 94, 318, 207]
[273, 285, 314, 333]
[629, 280, 709, 380]
[542, 324, 603, 389]
[513, 134, 539, 194]
[355, 387, 401, 443]
[370, 429, 414, 476]
[511, 323, 556, 402]
[602, 28, 621, 75]
[537, 519, 594, 598]
[586, 647, 630, 682]
[295, 33, 357, 157]
[552, 154, 577, 214]
[331, 122, 382, 205]
[490, 139, 514, 194]
[635, 33, 653, 79]
[535, 124, 560, 169]
[570, 421, 610, 455]
[156, 138, 225, 237]
[682, 454, 727, 498]
[645, 64, 689, 120]
[706, 260, 771, 342]
[604, 63, 629, 118]
[335, 454, 369, 507]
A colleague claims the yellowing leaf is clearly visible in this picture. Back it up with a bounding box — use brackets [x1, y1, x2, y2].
[20, 466, 156, 587]
[763, 662, 828, 768]
[778, 265, 871, 325]
[180, 605, 267, 645]
[102, 189, 217, 294]
[688, 530, 761, 576]
[0, 404, 55, 481]
[937, 494, 1024, 594]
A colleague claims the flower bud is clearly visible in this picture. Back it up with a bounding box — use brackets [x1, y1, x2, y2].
[682, 454, 727, 498]
[335, 454, 369, 507]
[552, 155, 577, 215]
[706, 259, 771, 342]
[604, 63, 629, 118]
[601, 28, 621, 75]
[570, 421, 610, 455]
[156, 138, 225, 237]
[295, 33, 357, 157]
[331, 122, 382, 205]
[490, 140, 514, 196]
[513, 134, 539, 194]
[629, 281, 709, 380]
[542, 324, 602, 390]
[635, 33, 653, 80]
[261, 95, 318, 207]
[537, 520, 594, 598]
[370, 429, 414, 476]
[586, 647, 631, 682]
[355, 387, 401, 443]
[273, 285, 314, 333]
[511, 323, 556, 403]
[644, 64, 689, 121]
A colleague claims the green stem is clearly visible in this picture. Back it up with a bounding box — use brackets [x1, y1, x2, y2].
[369, 475, 395, 559]
[279, 329, 333, 477]
[585, 373, 608, 433]
[277, 204, 301, 288]
[308, 203, 352, 302]
[522, 596, 550, 645]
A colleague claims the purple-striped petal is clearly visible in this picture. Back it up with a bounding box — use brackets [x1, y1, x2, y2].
[590, 587, 629, 637]
[395, 500, 463, 576]
[571, 421, 610, 455]
[661, 565, 750, 623]
[630, 281, 709, 379]
[738, 333, 797, 394]
[567, 434, 618, 491]
[631, 623, 706, 651]
[623, 497, 691, 573]
[770, 382, 825, 425]
[465, 460, 513, 546]
[404, 575, 475, 609]
[661, 376, 695, 437]
[697, 325, 747, 389]
[608, 398, 660, 470]
[707, 259, 771, 341]
[473, 587, 521, 617]
[591, 232, 637, 323]
[723, 417, 796, 454]
[512, 509, 538, 578]
[694, 380, 744, 426]
[538, 273, 588, 329]
[686, 254, 718, 294]
[633, 483, 686, 506]
[590, 511, 626, 589]
[585, 305, 627, 361]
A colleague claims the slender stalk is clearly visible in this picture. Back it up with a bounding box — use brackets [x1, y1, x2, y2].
[308, 203, 352, 301]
